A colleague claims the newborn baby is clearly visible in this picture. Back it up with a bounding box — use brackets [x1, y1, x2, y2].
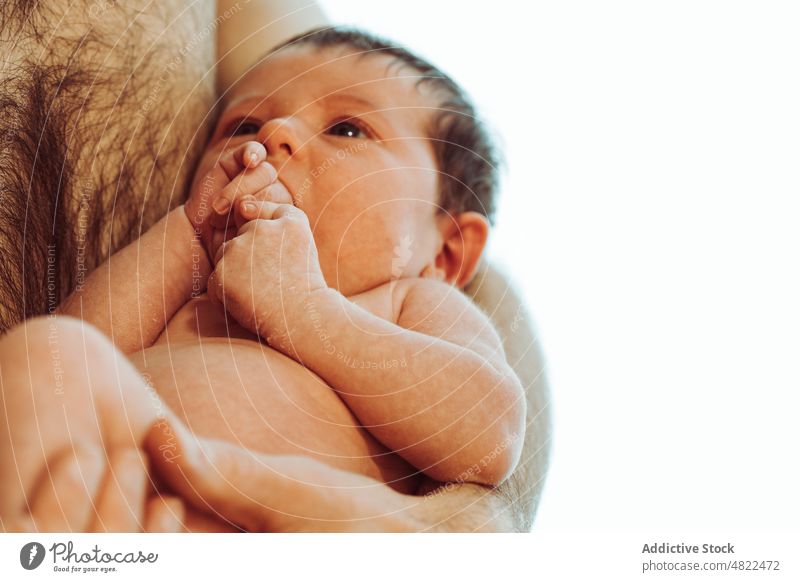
[64, 27, 525, 494]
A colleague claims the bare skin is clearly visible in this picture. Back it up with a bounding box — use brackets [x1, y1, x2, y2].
[0, 1, 550, 531]
[128, 294, 422, 493]
[0, 1, 217, 329]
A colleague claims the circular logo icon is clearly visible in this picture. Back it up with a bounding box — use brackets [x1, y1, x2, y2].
[20, 542, 46, 570]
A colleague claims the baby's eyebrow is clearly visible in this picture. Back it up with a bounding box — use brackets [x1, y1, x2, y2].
[321, 92, 379, 112]
[223, 93, 268, 114]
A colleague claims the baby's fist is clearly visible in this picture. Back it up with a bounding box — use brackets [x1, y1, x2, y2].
[207, 200, 327, 339]
[184, 141, 269, 253]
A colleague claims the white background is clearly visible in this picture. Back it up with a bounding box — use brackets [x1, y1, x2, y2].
[321, 0, 800, 530]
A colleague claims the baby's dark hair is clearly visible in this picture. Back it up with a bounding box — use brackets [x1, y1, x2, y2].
[269, 26, 500, 224]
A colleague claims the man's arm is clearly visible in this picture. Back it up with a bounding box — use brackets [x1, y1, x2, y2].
[57, 208, 211, 354]
[465, 261, 552, 531]
[147, 413, 520, 532]
[216, 0, 328, 93]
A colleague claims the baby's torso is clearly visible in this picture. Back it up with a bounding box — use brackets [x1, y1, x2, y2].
[128, 293, 420, 494]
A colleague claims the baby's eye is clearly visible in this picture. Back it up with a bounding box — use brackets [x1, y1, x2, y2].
[326, 120, 365, 139]
[229, 121, 261, 137]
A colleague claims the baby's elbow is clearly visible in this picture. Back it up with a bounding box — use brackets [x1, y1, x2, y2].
[421, 375, 526, 486]
[469, 378, 527, 486]
[430, 433, 522, 487]
[431, 411, 526, 487]
[471, 426, 525, 487]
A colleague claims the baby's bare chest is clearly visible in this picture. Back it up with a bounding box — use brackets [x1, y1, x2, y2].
[129, 337, 417, 486]
[130, 337, 359, 452]
[129, 293, 420, 487]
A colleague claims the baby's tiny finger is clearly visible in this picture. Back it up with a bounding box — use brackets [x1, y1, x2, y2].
[239, 201, 305, 230]
[238, 198, 261, 221]
[214, 162, 277, 217]
[237, 199, 284, 223]
[241, 142, 267, 168]
[144, 495, 185, 533]
[217, 140, 262, 180]
[246, 181, 292, 206]
[234, 195, 257, 229]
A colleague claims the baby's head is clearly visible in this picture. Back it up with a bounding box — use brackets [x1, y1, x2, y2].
[196, 27, 499, 295]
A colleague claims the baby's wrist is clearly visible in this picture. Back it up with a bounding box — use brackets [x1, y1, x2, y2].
[175, 204, 199, 235]
[175, 204, 208, 248]
[170, 205, 212, 278]
[258, 287, 339, 356]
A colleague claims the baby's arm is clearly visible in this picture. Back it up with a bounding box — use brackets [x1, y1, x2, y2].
[286, 278, 526, 487]
[57, 207, 209, 354]
[208, 201, 524, 485]
[59, 142, 273, 354]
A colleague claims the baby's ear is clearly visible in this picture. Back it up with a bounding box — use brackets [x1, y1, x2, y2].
[425, 211, 489, 288]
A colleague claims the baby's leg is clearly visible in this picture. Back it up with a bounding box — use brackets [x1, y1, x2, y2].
[0, 316, 173, 531]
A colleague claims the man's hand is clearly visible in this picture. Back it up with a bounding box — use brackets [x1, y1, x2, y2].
[3, 445, 186, 533]
[147, 413, 511, 532]
[0, 318, 186, 533]
[207, 200, 327, 339]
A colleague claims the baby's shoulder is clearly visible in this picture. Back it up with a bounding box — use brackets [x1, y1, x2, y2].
[348, 277, 477, 326]
[345, 278, 437, 323]
[347, 279, 409, 323]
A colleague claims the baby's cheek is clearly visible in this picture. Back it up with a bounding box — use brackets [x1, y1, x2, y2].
[309, 165, 439, 291]
[324, 203, 424, 286]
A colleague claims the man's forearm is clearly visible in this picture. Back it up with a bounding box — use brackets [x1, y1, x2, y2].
[147, 412, 517, 532]
[58, 207, 211, 354]
[465, 262, 552, 531]
[413, 482, 515, 532]
[263, 288, 523, 485]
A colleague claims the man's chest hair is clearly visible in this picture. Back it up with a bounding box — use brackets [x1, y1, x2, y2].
[0, 0, 216, 332]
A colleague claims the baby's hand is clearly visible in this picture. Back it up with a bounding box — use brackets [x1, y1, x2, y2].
[184, 141, 290, 258]
[207, 200, 327, 340]
[184, 141, 264, 238]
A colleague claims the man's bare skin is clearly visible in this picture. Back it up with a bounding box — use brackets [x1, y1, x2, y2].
[0, 1, 216, 328]
[0, 0, 550, 531]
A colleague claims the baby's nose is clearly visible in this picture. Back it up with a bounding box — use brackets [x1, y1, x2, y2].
[257, 118, 303, 160]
